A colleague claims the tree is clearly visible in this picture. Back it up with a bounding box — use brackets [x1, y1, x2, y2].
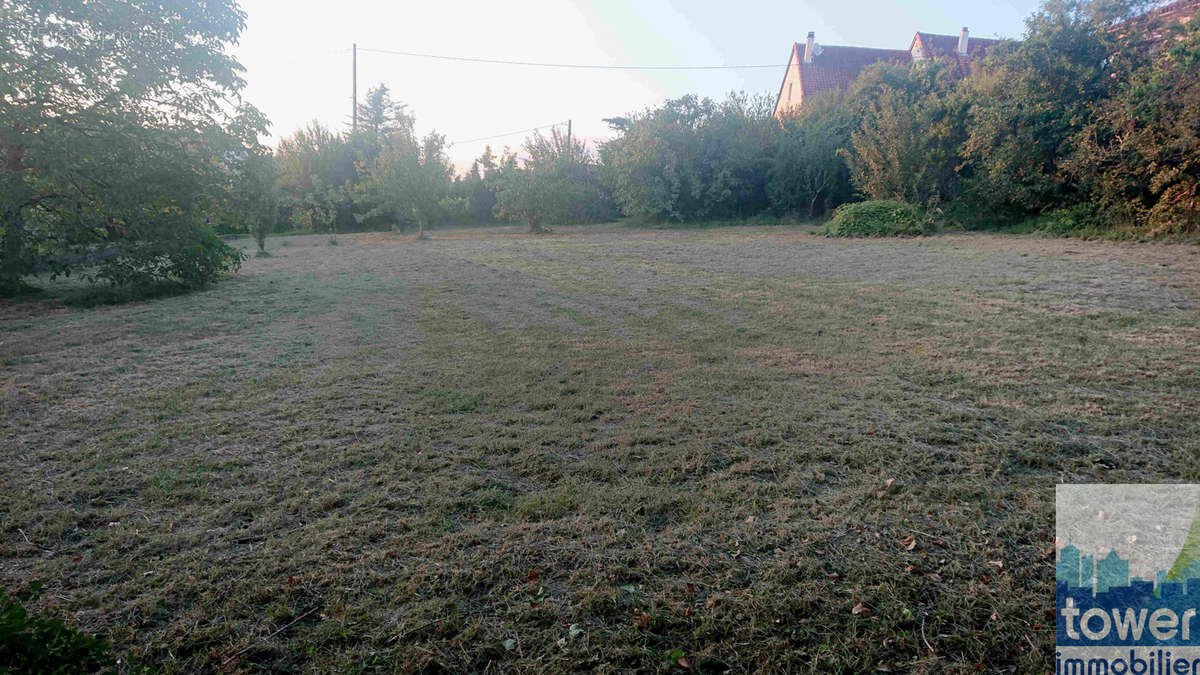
[494, 129, 614, 233]
[840, 60, 969, 206]
[958, 0, 1148, 215]
[356, 84, 414, 139]
[1069, 10, 1200, 233]
[276, 121, 360, 232]
[768, 95, 855, 218]
[354, 128, 453, 239]
[599, 93, 776, 222]
[227, 151, 281, 254]
[1, 0, 264, 293]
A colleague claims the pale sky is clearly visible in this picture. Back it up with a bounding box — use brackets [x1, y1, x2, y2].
[233, 0, 1042, 169]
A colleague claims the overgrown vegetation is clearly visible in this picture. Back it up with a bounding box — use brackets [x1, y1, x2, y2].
[823, 200, 934, 237]
[0, 0, 263, 296]
[6, 0, 1198, 296]
[591, 0, 1200, 236]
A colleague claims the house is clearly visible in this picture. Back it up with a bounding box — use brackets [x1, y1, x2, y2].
[908, 30, 1002, 65]
[1111, 0, 1200, 51]
[773, 27, 999, 118]
[773, 1, 1200, 118]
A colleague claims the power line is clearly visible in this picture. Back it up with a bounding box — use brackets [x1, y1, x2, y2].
[450, 121, 568, 146]
[356, 46, 783, 71]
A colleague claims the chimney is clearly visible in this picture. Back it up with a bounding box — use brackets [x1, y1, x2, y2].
[804, 32, 816, 63]
[958, 27, 969, 56]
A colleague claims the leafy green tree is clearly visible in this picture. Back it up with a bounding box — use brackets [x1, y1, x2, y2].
[768, 95, 855, 217]
[841, 61, 969, 206]
[1, 0, 263, 294]
[296, 176, 343, 241]
[227, 151, 281, 254]
[354, 128, 453, 239]
[494, 128, 614, 233]
[356, 84, 414, 139]
[276, 121, 357, 232]
[599, 93, 776, 222]
[1069, 12, 1200, 233]
[958, 0, 1147, 215]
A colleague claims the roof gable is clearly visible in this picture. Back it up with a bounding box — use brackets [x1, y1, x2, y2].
[910, 32, 1003, 62]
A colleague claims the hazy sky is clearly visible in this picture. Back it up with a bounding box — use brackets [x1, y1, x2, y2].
[233, 0, 1042, 169]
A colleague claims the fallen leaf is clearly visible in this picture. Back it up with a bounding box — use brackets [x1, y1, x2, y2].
[852, 602, 870, 616]
[900, 536, 917, 551]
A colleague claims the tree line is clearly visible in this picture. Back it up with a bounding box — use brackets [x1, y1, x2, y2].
[262, 0, 1199, 242]
[3, 0, 1197, 295]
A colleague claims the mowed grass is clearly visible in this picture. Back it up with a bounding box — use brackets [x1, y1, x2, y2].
[2, 224, 1199, 673]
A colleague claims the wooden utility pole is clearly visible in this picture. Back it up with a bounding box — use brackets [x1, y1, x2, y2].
[352, 43, 358, 132]
[565, 119, 572, 162]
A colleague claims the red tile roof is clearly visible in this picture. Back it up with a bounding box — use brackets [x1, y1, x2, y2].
[797, 44, 910, 99]
[1112, 0, 1200, 47]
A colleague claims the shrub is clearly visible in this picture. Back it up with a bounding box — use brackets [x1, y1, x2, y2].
[0, 584, 114, 673]
[822, 200, 934, 237]
[767, 94, 855, 218]
[93, 225, 246, 289]
[599, 93, 776, 222]
[1011, 204, 1121, 238]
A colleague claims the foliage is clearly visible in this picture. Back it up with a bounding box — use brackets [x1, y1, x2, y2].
[1070, 14, 1200, 233]
[1011, 204, 1121, 237]
[822, 200, 934, 237]
[493, 129, 615, 233]
[0, 0, 261, 294]
[841, 61, 969, 206]
[225, 151, 281, 253]
[599, 93, 777, 222]
[354, 127, 453, 238]
[957, 0, 1147, 215]
[356, 84, 414, 139]
[767, 95, 855, 218]
[276, 122, 359, 233]
[0, 584, 114, 674]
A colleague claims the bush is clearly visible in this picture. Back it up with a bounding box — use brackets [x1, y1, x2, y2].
[767, 95, 855, 218]
[599, 93, 776, 222]
[93, 225, 246, 289]
[0, 584, 114, 673]
[1010, 204, 1121, 238]
[822, 200, 935, 237]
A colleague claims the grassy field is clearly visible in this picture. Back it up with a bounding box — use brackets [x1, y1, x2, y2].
[3, 224, 1199, 673]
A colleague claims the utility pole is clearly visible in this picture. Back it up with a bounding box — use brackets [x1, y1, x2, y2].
[352, 43, 358, 132]
[565, 119, 572, 162]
